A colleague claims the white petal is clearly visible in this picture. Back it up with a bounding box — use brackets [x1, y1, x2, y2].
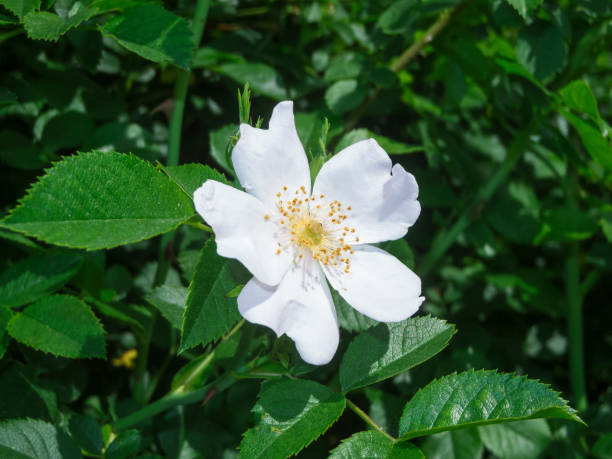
[194, 180, 291, 286]
[312, 139, 420, 244]
[232, 101, 311, 208]
[237, 258, 339, 365]
[325, 244, 424, 322]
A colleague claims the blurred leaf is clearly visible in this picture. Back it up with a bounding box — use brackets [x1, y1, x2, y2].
[0, 418, 80, 459]
[562, 110, 612, 173]
[336, 129, 426, 155]
[503, 0, 543, 19]
[421, 428, 483, 459]
[479, 419, 551, 459]
[592, 433, 612, 459]
[324, 52, 367, 82]
[560, 80, 601, 126]
[378, 0, 418, 35]
[516, 22, 566, 81]
[145, 284, 187, 329]
[68, 414, 104, 456]
[0, 306, 10, 358]
[539, 207, 598, 242]
[1, 151, 194, 249]
[105, 429, 142, 459]
[325, 79, 366, 115]
[102, 4, 194, 69]
[340, 316, 456, 392]
[164, 163, 230, 199]
[0, 130, 46, 170]
[0, 0, 40, 20]
[0, 365, 58, 421]
[83, 122, 161, 160]
[7, 294, 106, 358]
[209, 124, 236, 173]
[330, 431, 424, 458]
[217, 61, 286, 100]
[40, 111, 93, 152]
[398, 370, 582, 440]
[180, 239, 241, 352]
[0, 252, 82, 308]
[239, 378, 346, 459]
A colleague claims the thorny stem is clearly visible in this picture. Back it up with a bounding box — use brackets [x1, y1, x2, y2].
[347, 399, 396, 443]
[342, 4, 463, 134]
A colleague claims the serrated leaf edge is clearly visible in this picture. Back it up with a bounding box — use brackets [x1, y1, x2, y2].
[397, 369, 584, 441]
[341, 315, 457, 393]
[0, 151, 192, 250]
[7, 294, 107, 359]
[238, 379, 347, 459]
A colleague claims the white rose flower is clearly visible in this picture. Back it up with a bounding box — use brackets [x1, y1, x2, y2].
[194, 101, 424, 365]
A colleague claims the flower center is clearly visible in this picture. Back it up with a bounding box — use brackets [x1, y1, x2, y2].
[266, 186, 360, 274]
[297, 220, 324, 247]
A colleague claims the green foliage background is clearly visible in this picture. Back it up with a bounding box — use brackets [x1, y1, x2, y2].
[1, 0, 611, 457]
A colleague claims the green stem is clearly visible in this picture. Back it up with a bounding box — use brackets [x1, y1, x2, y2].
[419, 123, 534, 277]
[114, 373, 236, 432]
[342, 4, 462, 134]
[564, 167, 587, 411]
[167, 0, 211, 167]
[139, 0, 212, 390]
[346, 399, 396, 443]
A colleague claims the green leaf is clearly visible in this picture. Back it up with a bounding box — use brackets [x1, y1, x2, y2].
[164, 163, 230, 199]
[239, 378, 346, 459]
[479, 419, 551, 459]
[335, 129, 426, 155]
[592, 433, 612, 459]
[105, 429, 142, 459]
[102, 4, 194, 69]
[325, 79, 367, 115]
[7, 295, 106, 358]
[560, 80, 601, 126]
[562, 110, 612, 173]
[333, 290, 377, 333]
[0, 365, 57, 421]
[209, 124, 237, 173]
[2, 151, 194, 250]
[516, 23, 566, 81]
[378, 0, 418, 34]
[145, 285, 187, 329]
[0, 418, 80, 459]
[0, 306, 10, 358]
[68, 414, 104, 456]
[0, 130, 46, 170]
[340, 316, 456, 393]
[330, 431, 424, 459]
[23, 4, 92, 41]
[180, 239, 242, 352]
[398, 370, 582, 440]
[217, 61, 287, 100]
[421, 428, 483, 459]
[324, 53, 367, 82]
[539, 207, 598, 242]
[0, 252, 83, 308]
[0, 0, 40, 20]
[503, 0, 543, 19]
